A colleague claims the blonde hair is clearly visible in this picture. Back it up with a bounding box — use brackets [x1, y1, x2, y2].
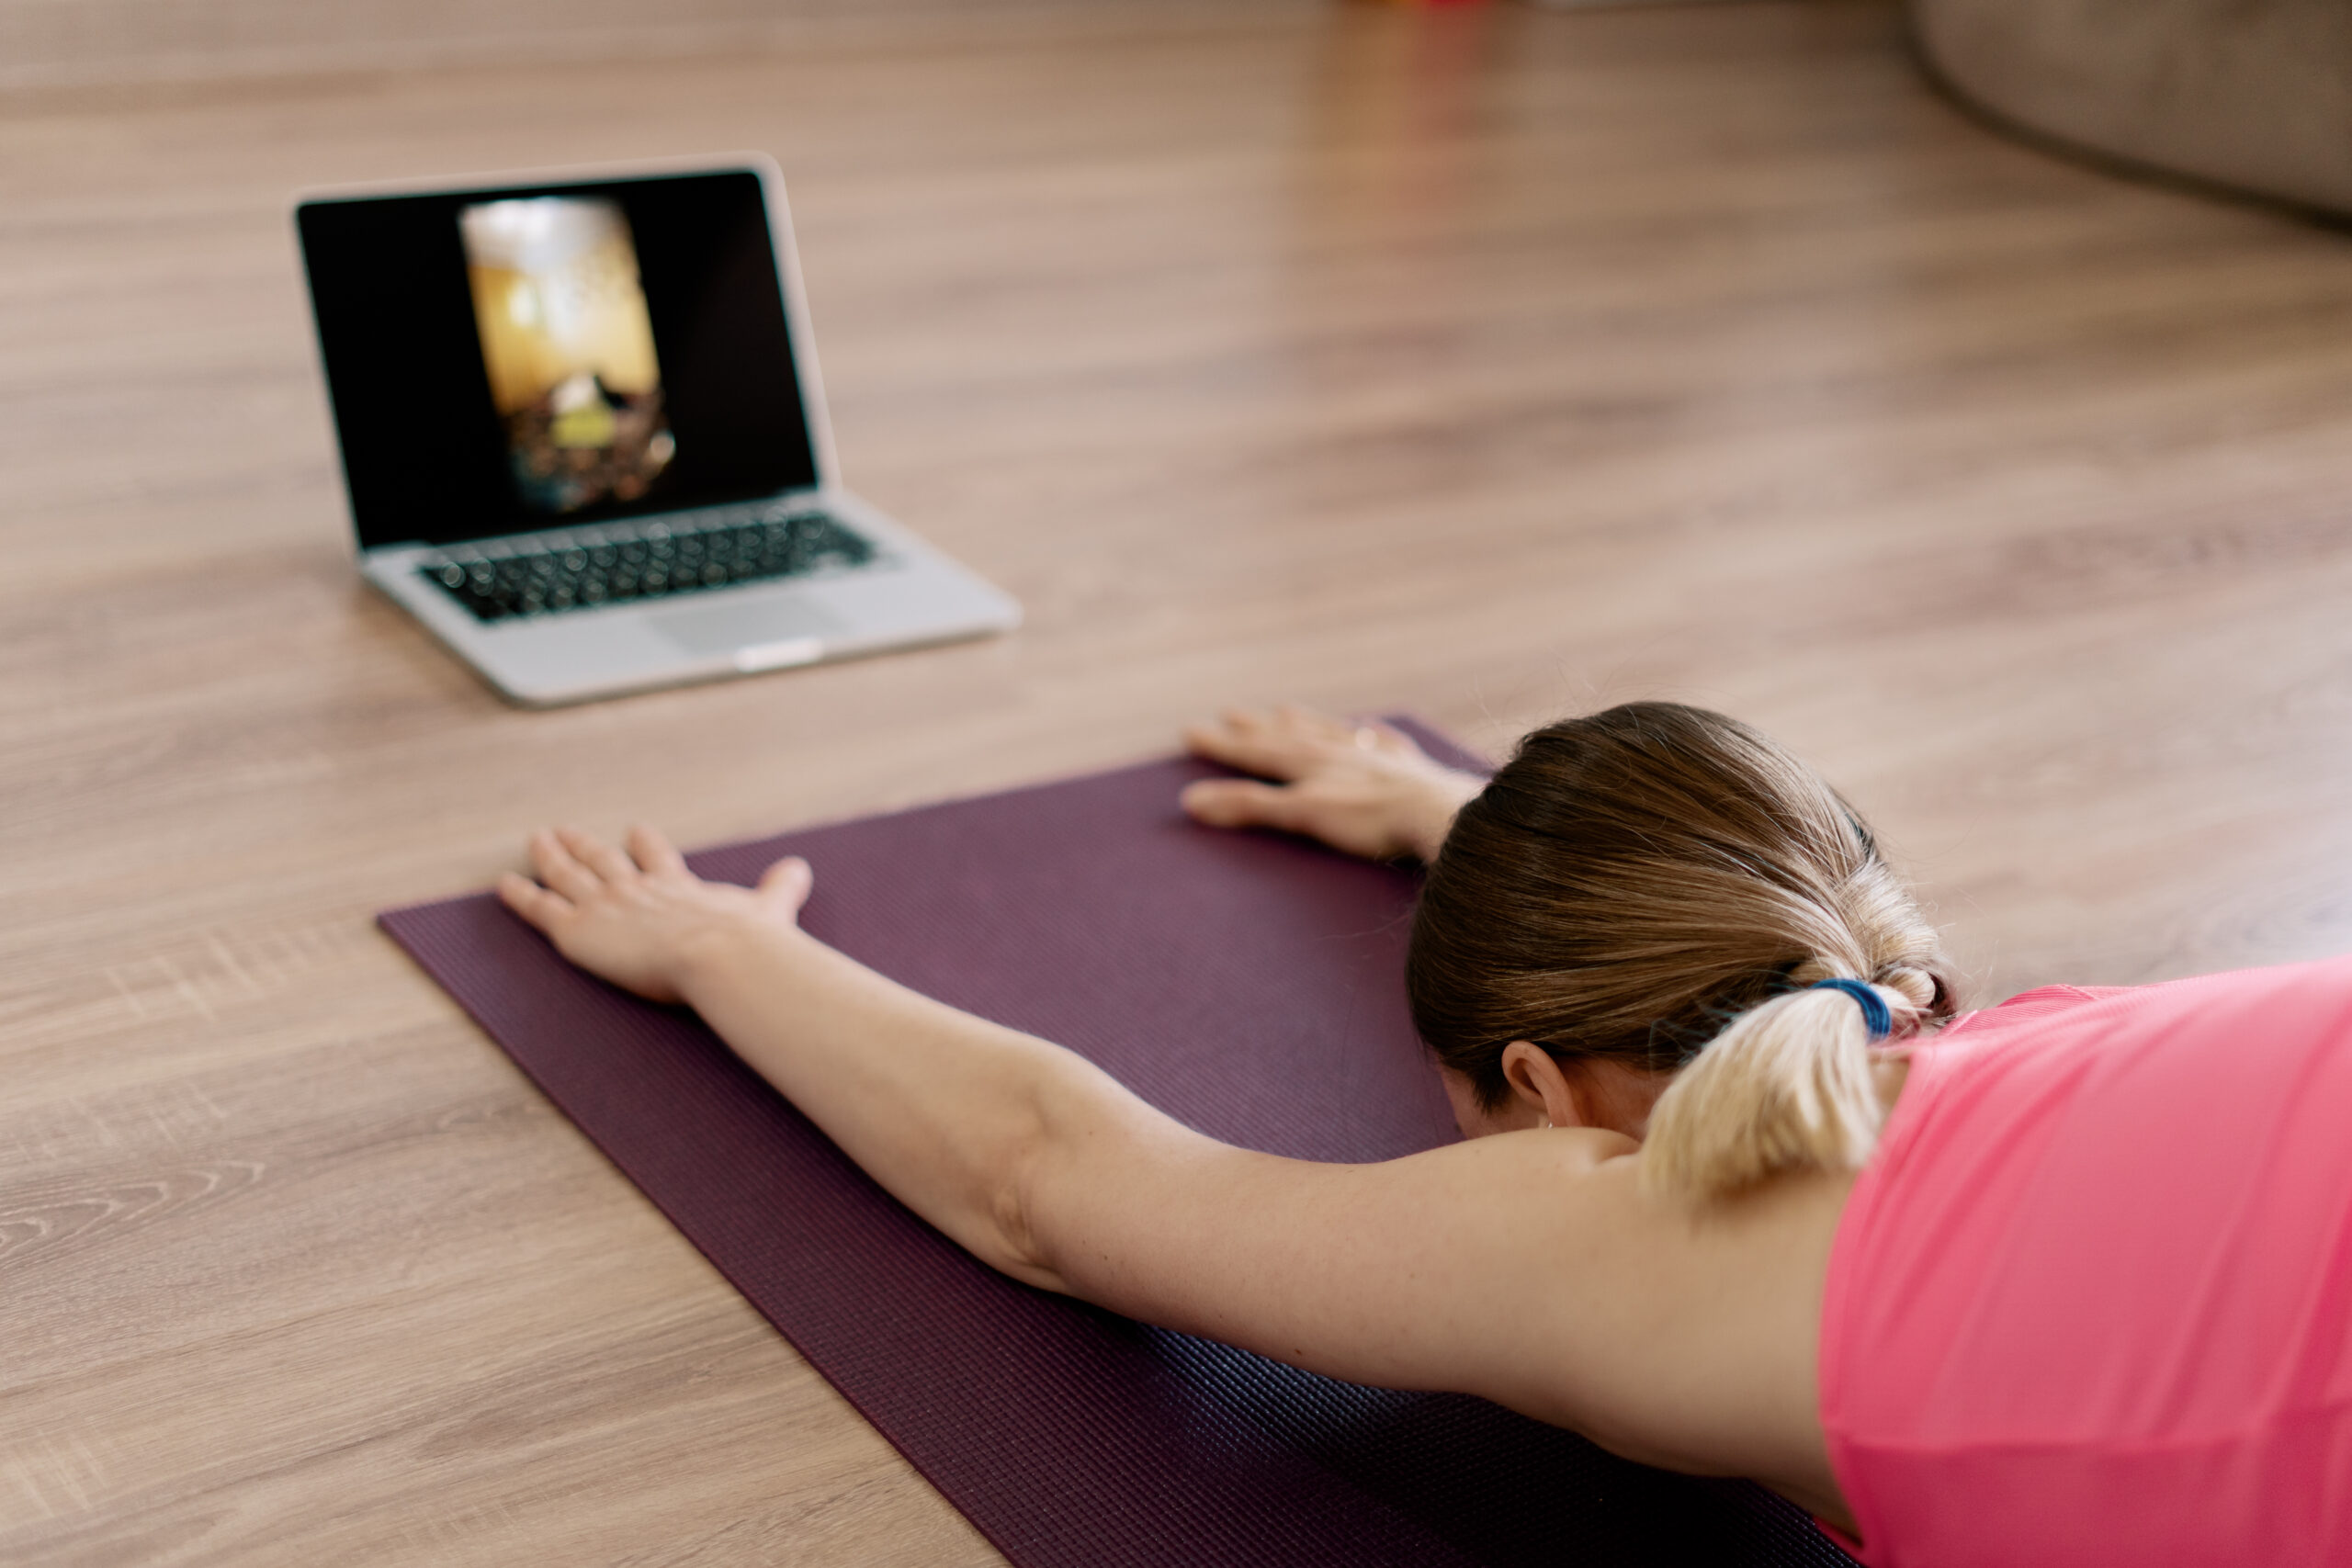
[1405, 703, 1951, 1203]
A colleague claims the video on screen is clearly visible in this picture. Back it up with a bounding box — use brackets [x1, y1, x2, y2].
[459, 197, 676, 514]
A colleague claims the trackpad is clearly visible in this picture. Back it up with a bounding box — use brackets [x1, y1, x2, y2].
[650, 595, 848, 666]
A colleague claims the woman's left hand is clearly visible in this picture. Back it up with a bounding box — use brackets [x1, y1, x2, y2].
[1181, 705, 1484, 863]
[498, 825, 812, 1004]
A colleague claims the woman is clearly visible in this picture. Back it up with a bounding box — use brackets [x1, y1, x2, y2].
[500, 703, 2352, 1566]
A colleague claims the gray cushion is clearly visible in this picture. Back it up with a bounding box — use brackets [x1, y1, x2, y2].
[1912, 0, 2352, 217]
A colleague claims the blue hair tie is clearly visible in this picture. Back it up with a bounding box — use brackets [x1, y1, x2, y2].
[1810, 977, 1893, 1041]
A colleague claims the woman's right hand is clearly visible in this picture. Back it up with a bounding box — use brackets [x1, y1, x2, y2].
[499, 825, 812, 1005]
[1181, 705, 1486, 863]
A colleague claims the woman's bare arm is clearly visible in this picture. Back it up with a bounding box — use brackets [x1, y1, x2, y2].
[498, 824, 1848, 1518]
[501, 826, 1099, 1283]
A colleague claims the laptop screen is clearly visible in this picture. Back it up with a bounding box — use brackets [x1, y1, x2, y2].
[298, 167, 820, 551]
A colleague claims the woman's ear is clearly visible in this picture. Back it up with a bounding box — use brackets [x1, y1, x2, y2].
[1498, 1042, 1587, 1130]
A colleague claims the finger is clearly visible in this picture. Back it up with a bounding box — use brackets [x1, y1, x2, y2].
[1183, 717, 1241, 760]
[1348, 716, 1420, 757]
[497, 871, 571, 931]
[756, 854, 815, 916]
[1185, 717, 1315, 780]
[627, 823, 689, 879]
[558, 825, 638, 883]
[1275, 703, 1353, 743]
[529, 829, 603, 901]
[1185, 706, 1266, 749]
[1278, 705, 1405, 756]
[1181, 778, 1309, 833]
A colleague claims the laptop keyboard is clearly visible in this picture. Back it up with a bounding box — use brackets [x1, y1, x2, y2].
[418, 504, 876, 624]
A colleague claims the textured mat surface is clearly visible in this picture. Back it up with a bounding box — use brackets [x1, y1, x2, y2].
[380, 721, 1859, 1568]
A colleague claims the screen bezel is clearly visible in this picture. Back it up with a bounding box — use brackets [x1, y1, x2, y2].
[293, 154, 840, 553]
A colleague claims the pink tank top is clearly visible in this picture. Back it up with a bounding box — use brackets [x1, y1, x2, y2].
[1818, 957, 2352, 1567]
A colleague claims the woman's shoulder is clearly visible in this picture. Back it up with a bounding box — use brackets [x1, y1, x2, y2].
[1963, 981, 2130, 1024]
[1893, 956, 2352, 1136]
[1941, 954, 2352, 1048]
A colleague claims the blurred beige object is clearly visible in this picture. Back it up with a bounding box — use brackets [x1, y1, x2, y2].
[1913, 0, 2352, 216]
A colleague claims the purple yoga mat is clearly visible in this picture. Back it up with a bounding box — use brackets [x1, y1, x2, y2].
[381, 720, 1857, 1568]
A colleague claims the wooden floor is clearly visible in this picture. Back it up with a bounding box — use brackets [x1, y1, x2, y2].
[6, 2, 2352, 1560]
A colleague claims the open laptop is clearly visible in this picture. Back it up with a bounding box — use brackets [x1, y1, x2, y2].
[295, 155, 1019, 706]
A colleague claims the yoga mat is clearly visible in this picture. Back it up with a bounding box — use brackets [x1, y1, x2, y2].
[381, 721, 1858, 1568]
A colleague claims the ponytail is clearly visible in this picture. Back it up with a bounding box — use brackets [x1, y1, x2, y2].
[1641, 971, 1928, 1203]
[1407, 702, 1958, 1197]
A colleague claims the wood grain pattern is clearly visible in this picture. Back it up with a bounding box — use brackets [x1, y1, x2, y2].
[0, 0, 1266, 93]
[6, 2, 2352, 1560]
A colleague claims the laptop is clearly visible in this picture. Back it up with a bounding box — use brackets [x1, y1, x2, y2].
[295, 155, 1020, 706]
